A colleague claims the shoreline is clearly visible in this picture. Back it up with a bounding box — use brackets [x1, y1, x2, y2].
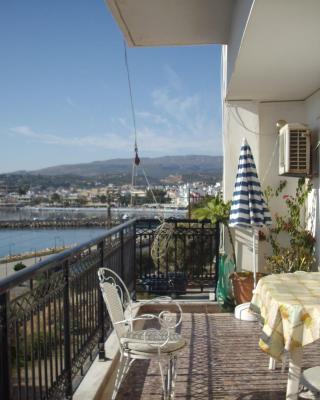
[0, 245, 72, 264]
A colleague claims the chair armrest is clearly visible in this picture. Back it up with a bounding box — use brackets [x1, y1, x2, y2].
[140, 296, 183, 329]
[130, 296, 172, 310]
[142, 296, 172, 304]
[113, 314, 160, 326]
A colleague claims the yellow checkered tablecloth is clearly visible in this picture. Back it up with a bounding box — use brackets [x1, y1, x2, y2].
[250, 272, 320, 360]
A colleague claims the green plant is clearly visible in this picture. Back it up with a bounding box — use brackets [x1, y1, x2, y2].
[265, 178, 315, 273]
[192, 195, 236, 268]
[14, 262, 26, 272]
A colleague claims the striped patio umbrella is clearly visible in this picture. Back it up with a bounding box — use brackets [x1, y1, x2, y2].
[229, 138, 272, 287]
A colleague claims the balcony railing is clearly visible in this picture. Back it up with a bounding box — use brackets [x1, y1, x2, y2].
[135, 219, 220, 295]
[0, 218, 219, 400]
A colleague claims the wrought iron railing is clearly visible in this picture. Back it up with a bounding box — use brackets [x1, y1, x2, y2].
[0, 220, 135, 400]
[0, 218, 219, 399]
[135, 219, 220, 295]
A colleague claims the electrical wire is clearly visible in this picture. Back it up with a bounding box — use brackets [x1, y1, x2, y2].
[123, 39, 175, 266]
[123, 39, 138, 151]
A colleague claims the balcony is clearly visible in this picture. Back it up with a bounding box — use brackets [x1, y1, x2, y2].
[100, 313, 320, 400]
[1, 218, 319, 400]
[0, 218, 218, 399]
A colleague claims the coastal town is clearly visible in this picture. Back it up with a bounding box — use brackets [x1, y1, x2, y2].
[0, 180, 222, 209]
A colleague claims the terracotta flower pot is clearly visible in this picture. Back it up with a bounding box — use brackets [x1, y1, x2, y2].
[230, 272, 265, 305]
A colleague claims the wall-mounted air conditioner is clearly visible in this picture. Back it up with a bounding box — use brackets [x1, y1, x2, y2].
[279, 123, 311, 177]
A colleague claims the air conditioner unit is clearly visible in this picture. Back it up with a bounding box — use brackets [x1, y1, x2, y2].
[279, 123, 311, 176]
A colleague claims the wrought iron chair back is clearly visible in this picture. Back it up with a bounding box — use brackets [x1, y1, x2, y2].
[98, 268, 132, 344]
[98, 267, 186, 400]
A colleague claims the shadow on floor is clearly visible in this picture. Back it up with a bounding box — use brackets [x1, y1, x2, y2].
[106, 313, 320, 399]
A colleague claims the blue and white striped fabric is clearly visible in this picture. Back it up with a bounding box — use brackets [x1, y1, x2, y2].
[229, 139, 272, 228]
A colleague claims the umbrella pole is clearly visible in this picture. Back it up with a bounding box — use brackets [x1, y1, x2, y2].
[253, 227, 257, 289]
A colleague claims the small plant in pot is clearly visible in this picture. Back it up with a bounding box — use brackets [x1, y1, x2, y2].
[229, 270, 266, 305]
[229, 227, 268, 305]
[192, 195, 236, 264]
[230, 178, 316, 304]
[192, 195, 268, 305]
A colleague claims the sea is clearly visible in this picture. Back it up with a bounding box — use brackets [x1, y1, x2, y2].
[0, 227, 107, 258]
[0, 206, 186, 258]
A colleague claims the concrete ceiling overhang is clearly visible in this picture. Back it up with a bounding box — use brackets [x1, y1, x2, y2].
[227, 0, 320, 101]
[107, 0, 234, 46]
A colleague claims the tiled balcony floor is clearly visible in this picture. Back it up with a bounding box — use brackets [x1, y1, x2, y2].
[112, 313, 320, 400]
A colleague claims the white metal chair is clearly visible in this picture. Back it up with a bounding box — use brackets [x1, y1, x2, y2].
[98, 268, 186, 400]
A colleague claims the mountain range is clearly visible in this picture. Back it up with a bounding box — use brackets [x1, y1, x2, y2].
[29, 155, 222, 178]
[3, 155, 222, 187]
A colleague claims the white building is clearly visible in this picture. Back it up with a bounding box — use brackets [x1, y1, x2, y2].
[107, 0, 320, 273]
[221, 1, 320, 273]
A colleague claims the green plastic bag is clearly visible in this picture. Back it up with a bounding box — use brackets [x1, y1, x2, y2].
[216, 255, 235, 306]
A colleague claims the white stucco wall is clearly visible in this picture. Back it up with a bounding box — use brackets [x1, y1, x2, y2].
[227, 0, 254, 86]
[223, 99, 307, 273]
[223, 100, 260, 272]
[223, 101, 260, 200]
[305, 89, 320, 267]
[223, 1, 320, 273]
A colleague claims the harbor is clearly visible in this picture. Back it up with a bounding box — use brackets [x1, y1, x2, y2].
[0, 206, 187, 278]
[0, 226, 107, 259]
[0, 205, 186, 222]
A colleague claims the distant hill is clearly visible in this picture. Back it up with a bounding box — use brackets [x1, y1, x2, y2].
[29, 155, 222, 179]
[2, 155, 222, 188]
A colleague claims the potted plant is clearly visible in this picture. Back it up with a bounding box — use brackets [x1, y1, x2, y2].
[264, 178, 315, 274]
[229, 270, 267, 305]
[192, 195, 237, 305]
[192, 195, 236, 266]
[192, 195, 268, 305]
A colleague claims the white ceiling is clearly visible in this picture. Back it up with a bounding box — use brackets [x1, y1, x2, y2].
[107, 0, 234, 46]
[227, 0, 320, 101]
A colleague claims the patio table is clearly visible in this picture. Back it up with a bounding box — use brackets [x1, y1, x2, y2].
[250, 272, 320, 400]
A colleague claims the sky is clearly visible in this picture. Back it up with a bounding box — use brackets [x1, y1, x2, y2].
[0, 1, 222, 173]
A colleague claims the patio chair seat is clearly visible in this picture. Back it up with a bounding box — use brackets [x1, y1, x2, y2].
[98, 268, 186, 400]
[121, 330, 186, 354]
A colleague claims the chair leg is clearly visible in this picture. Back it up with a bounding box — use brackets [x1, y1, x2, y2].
[159, 355, 179, 400]
[166, 357, 173, 398]
[269, 357, 276, 370]
[158, 357, 167, 399]
[169, 355, 178, 400]
[112, 353, 128, 400]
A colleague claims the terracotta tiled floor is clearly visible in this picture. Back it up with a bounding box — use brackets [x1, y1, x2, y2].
[115, 313, 320, 400]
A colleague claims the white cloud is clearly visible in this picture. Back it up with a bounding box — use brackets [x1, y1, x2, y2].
[10, 123, 219, 156]
[10, 66, 222, 158]
[150, 86, 219, 146]
[136, 111, 170, 126]
[137, 126, 217, 155]
[152, 88, 199, 124]
[11, 126, 132, 150]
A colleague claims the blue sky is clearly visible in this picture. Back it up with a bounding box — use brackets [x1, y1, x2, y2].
[0, 1, 222, 173]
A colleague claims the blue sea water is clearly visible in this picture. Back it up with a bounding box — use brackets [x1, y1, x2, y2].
[0, 227, 107, 258]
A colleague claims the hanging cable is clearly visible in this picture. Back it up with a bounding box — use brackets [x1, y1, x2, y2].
[123, 39, 141, 207]
[123, 38, 172, 266]
[123, 40, 139, 158]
